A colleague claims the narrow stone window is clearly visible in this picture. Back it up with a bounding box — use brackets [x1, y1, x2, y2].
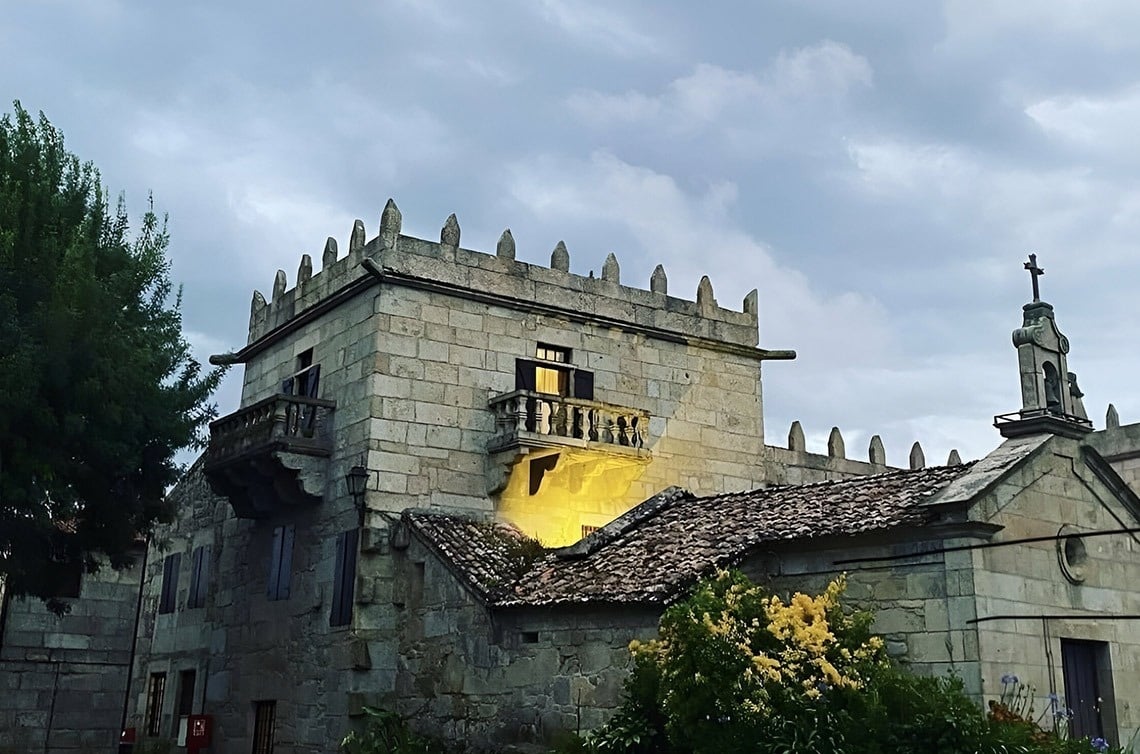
[330, 529, 358, 627]
[252, 700, 277, 754]
[145, 672, 166, 737]
[159, 553, 181, 614]
[187, 545, 211, 609]
[267, 526, 294, 601]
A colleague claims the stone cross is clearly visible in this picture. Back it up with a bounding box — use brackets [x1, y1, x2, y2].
[1024, 253, 1045, 301]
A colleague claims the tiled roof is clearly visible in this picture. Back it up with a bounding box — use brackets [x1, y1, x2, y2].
[403, 512, 536, 601]
[406, 463, 977, 608]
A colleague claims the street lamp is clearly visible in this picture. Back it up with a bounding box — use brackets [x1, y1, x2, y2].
[345, 464, 370, 521]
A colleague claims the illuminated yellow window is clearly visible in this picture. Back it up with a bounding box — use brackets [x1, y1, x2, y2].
[535, 366, 568, 395]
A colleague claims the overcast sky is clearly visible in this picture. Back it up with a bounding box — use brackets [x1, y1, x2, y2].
[4, 0, 1139, 468]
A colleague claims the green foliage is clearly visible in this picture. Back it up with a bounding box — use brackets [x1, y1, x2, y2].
[0, 101, 224, 606]
[341, 707, 451, 754]
[588, 571, 1126, 754]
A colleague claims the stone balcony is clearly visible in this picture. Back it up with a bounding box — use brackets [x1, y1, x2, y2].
[203, 394, 336, 518]
[487, 390, 650, 455]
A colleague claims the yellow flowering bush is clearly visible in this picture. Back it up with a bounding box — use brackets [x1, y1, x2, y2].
[616, 571, 886, 751]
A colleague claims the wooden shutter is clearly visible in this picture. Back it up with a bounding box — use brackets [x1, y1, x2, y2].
[330, 529, 358, 627]
[573, 370, 595, 400]
[188, 545, 211, 609]
[280, 377, 294, 396]
[278, 526, 294, 600]
[330, 532, 346, 623]
[306, 365, 321, 397]
[267, 527, 282, 600]
[515, 359, 536, 392]
[160, 553, 181, 614]
[187, 547, 202, 609]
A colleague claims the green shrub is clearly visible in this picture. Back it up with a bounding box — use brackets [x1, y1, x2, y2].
[340, 707, 450, 754]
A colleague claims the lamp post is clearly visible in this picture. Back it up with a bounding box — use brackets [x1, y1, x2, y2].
[345, 464, 369, 525]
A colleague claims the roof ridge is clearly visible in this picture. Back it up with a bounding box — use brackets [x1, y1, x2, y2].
[702, 460, 977, 504]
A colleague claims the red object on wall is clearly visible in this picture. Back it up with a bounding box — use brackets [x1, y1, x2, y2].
[186, 714, 212, 752]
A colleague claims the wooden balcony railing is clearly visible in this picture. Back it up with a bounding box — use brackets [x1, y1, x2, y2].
[488, 390, 649, 452]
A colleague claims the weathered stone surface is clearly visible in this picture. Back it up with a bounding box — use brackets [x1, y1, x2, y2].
[272, 269, 287, 301]
[440, 213, 460, 252]
[828, 427, 845, 459]
[550, 241, 569, 272]
[601, 252, 619, 283]
[788, 421, 805, 452]
[380, 199, 402, 250]
[298, 253, 313, 285]
[323, 236, 338, 269]
[350, 218, 367, 252]
[869, 434, 886, 465]
[650, 264, 667, 294]
[909, 441, 925, 470]
[495, 229, 515, 260]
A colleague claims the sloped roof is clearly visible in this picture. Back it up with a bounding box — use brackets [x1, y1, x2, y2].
[406, 462, 978, 608]
[403, 512, 536, 601]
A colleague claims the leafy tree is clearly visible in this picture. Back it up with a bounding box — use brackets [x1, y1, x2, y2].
[0, 101, 223, 608]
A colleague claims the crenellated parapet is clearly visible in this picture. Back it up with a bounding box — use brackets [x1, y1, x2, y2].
[242, 199, 780, 355]
[764, 421, 960, 485]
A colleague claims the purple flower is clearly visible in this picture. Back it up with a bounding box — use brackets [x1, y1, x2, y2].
[1091, 737, 1108, 753]
[1001, 673, 1020, 685]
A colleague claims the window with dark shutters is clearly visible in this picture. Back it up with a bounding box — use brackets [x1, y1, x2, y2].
[158, 553, 181, 614]
[187, 545, 211, 609]
[330, 529, 358, 627]
[515, 344, 593, 399]
[267, 526, 294, 601]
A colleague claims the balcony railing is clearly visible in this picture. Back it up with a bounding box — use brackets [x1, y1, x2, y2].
[207, 394, 336, 462]
[204, 394, 336, 518]
[488, 390, 650, 453]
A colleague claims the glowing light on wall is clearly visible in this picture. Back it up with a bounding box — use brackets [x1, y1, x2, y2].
[497, 448, 650, 546]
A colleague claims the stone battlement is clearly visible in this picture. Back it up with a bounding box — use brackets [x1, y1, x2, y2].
[246, 199, 767, 351]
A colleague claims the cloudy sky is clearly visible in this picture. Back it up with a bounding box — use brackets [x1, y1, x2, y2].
[4, 0, 1139, 468]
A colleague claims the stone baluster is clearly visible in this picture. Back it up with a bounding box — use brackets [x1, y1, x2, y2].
[536, 399, 552, 435]
[514, 395, 528, 437]
[587, 409, 600, 442]
[572, 406, 585, 440]
[552, 400, 569, 436]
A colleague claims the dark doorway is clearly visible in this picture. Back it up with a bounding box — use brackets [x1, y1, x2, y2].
[1061, 639, 1110, 741]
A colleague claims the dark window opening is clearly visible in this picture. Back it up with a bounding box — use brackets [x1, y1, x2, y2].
[145, 673, 166, 737]
[267, 526, 294, 601]
[187, 545, 211, 609]
[520, 631, 540, 644]
[330, 529, 359, 627]
[159, 553, 181, 614]
[172, 669, 196, 735]
[529, 454, 560, 496]
[282, 348, 321, 399]
[252, 700, 276, 754]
